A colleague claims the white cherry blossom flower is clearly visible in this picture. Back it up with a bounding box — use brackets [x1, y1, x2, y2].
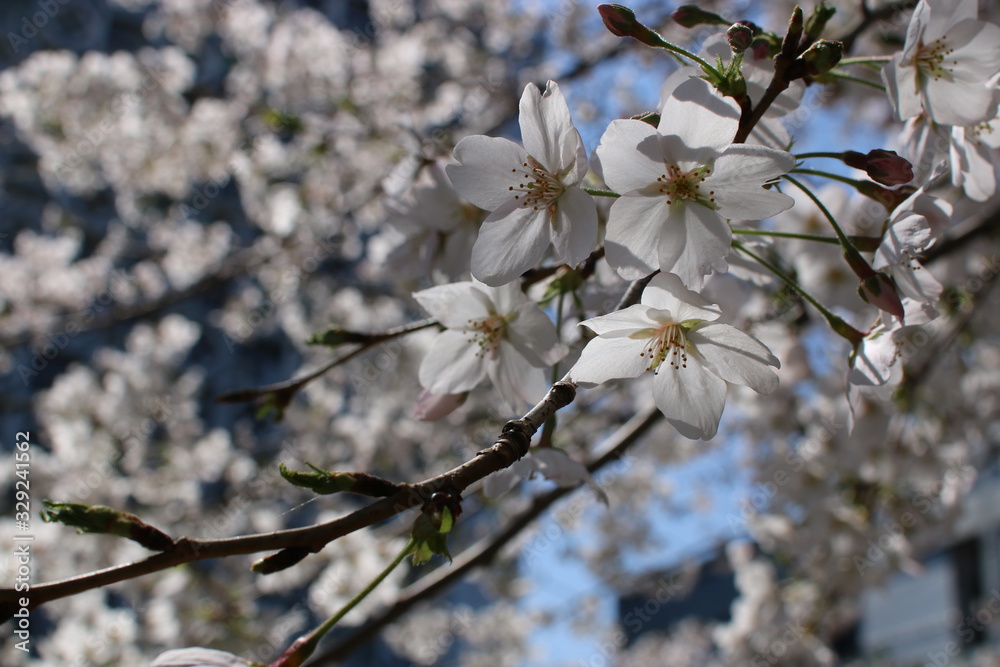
[447, 81, 598, 286]
[882, 0, 1000, 127]
[872, 191, 953, 316]
[569, 274, 780, 440]
[950, 116, 1000, 201]
[381, 160, 484, 280]
[594, 78, 795, 289]
[413, 280, 568, 413]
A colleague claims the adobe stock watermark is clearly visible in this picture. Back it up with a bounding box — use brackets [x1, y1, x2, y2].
[17, 269, 133, 385]
[221, 234, 341, 350]
[51, 64, 171, 184]
[6, 0, 71, 54]
[924, 588, 1000, 667]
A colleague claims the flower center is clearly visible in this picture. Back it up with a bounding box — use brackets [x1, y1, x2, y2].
[466, 313, 507, 357]
[639, 323, 688, 373]
[916, 37, 956, 81]
[968, 120, 995, 146]
[508, 156, 565, 211]
[655, 164, 714, 207]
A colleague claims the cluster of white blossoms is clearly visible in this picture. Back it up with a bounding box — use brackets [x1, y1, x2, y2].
[412, 74, 792, 441]
[7, 0, 1000, 664]
[409, 0, 1000, 449]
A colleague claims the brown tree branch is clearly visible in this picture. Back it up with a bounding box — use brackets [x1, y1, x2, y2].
[0, 382, 578, 621]
[311, 406, 664, 665]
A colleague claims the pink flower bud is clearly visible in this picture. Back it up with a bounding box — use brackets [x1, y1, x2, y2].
[598, 4, 666, 47]
[858, 274, 905, 322]
[727, 23, 754, 54]
[671, 5, 729, 28]
[844, 149, 914, 186]
[598, 3, 639, 37]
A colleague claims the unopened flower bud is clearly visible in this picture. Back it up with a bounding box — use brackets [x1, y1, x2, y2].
[671, 5, 729, 28]
[804, 1, 837, 42]
[844, 149, 914, 186]
[727, 23, 754, 54]
[797, 39, 844, 76]
[859, 274, 904, 322]
[598, 4, 667, 47]
[598, 4, 640, 37]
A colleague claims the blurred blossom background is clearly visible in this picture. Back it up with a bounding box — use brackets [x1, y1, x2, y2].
[2, 1, 1000, 666]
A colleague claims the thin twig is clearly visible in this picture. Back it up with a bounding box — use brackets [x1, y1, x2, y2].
[0, 382, 578, 620]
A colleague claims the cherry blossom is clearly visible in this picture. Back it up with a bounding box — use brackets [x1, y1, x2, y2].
[446, 81, 598, 286]
[570, 274, 780, 440]
[381, 160, 484, 280]
[594, 78, 795, 288]
[882, 0, 1000, 127]
[413, 280, 567, 413]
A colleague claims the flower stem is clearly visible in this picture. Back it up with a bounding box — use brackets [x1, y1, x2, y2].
[732, 228, 840, 245]
[270, 539, 415, 667]
[826, 70, 885, 90]
[784, 174, 882, 286]
[790, 167, 859, 188]
[732, 241, 863, 345]
[784, 175, 853, 248]
[583, 188, 620, 198]
[793, 152, 844, 161]
[837, 55, 893, 66]
[732, 228, 882, 252]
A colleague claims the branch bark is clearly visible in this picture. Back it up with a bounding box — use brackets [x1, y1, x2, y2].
[0, 382, 577, 621]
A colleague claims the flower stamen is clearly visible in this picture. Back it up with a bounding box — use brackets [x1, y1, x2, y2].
[508, 157, 565, 211]
[654, 164, 714, 207]
[466, 313, 508, 358]
[638, 322, 689, 373]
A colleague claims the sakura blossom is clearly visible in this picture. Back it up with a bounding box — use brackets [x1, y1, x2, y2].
[413, 280, 567, 413]
[882, 0, 1000, 127]
[570, 273, 780, 440]
[447, 80, 598, 285]
[5, 2, 1000, 666]
[594, 78, 796, 289]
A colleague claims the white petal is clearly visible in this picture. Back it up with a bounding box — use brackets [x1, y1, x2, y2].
[519, 80, 586, 175]
[470, 205, 550, 286]
[530, 448, 591, 487]
[413, 282, 490, 328]
[659, 78, 741, 151]
[651, 354, 728, 440]
[892, 261, 943, 303]
[419, 330, 488, 395]
[491, 341, 547, 410]
[641, 273, 721, 322]
[150, 648, 253, 667]
[708, 146, 796, 220]
[848, 332, 897, 386]
[579, 304, 657, 337]
[507, 301, 568, 366]
[884, 55, 922, 121]
[449, 136, 529, 211]
[569, 335, 650, 386]
[483, 459, 533, 498]
[474, 279, 525, 316]
[593, 119, 666, 194]
[664, 204, 732, 290]
[550, 186, 598, 267]
[604, 196, 667, 280]
[688, 323, 780, 393]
